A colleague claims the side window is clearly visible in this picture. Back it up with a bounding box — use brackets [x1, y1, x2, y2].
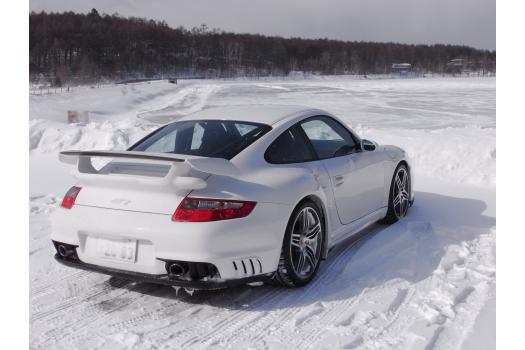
[265, 126, 317, 164]
[300, 116, 357, 159]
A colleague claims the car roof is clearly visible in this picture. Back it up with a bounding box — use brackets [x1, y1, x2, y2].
[178, 104, 319, 125]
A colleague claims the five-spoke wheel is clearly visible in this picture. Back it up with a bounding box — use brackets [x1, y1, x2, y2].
[290, 207, 322, 277]
[272, 201, 324, 287]
[382, 163, 411, 223]
[392, 166, 410, 218]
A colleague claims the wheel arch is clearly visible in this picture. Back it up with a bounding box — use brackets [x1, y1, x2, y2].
[397, 159, 410, 173]
[388, 160, 411, 194]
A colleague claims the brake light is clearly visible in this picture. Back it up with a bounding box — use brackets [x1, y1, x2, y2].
[173, 197, 256, 222]
[61, 186, 82, 209]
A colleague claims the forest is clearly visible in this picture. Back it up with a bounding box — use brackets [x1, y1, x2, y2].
[29, 9, 496, 85]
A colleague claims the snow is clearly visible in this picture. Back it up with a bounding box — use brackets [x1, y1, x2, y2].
[29, 76, 495, 349]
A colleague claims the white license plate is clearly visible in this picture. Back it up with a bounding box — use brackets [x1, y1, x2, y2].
[96, 238, 137, 263]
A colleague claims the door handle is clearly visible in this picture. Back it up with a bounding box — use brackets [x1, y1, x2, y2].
[334, 175, 345, 186]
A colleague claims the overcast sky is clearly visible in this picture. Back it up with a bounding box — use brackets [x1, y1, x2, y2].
[29, 0, 495, 50]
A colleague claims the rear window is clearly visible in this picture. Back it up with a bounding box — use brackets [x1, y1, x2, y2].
[130, 120, 271, 160]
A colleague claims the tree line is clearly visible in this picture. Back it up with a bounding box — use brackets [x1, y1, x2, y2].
[30, 9, 496, 86]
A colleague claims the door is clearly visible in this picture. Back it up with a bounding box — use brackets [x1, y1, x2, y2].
[299, 116, 384, 225]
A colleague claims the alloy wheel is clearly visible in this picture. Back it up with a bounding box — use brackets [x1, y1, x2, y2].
[290, 207, 322, 277]
[392, 167, 410, 218]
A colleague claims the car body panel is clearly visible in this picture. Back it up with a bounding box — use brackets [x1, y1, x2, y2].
[320, 150, 386, 225]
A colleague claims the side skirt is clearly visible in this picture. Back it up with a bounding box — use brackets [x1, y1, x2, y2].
[327, 207, 387, 251]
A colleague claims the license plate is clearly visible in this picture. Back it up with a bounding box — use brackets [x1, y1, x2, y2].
[96, 237, 137, 263]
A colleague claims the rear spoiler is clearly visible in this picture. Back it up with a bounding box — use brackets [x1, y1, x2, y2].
[59, 150, 187, 164]
[58, 150, 240, 191]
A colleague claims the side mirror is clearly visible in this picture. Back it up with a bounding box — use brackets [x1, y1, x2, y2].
[361, 139, 377, 151]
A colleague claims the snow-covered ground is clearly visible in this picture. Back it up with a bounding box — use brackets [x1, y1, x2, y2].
[29, 77, 495, 350]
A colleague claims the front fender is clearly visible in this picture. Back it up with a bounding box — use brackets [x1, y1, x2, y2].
[380, 145, 414, 202]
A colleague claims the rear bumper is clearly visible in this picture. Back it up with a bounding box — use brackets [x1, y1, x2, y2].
[51, 202, 290, 280]
[54, 254, 273, 290]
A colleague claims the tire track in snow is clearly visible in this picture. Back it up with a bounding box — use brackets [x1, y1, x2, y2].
[290, 222, 439, 349]
[31, 277, 131, 323]
[354, 230, 494, 350]
[219, 227, 382, 349]
[222, 258, 357, 346]
[31, 269, 90, 296]
[107, 286, 276, 349]
[137, 84, 221, 123]
[177, 288, 284, 349]
[267, 230, 387, 348]
[33, 281, 163, 349]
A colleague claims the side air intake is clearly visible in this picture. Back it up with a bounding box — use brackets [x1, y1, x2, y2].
[232, 258, 262, 276]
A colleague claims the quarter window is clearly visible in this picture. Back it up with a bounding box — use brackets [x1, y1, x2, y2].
[300, 116, 357, 159]
[265, 126, 317, 164]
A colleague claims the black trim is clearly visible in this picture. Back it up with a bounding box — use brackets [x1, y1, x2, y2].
[295, 124, 322, 161]
[54, 254, 272, 290]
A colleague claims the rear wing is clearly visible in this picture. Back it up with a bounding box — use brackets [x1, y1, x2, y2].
[59, 150, 240, 191]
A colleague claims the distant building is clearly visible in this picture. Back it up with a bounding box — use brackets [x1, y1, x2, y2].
[446, 58, 472, 74]
[392, 63, 411, 70]
[391, 63, 412, 76]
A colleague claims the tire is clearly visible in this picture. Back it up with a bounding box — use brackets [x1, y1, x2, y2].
[271, 201, 324, 287]
[381, 163, 411, 224]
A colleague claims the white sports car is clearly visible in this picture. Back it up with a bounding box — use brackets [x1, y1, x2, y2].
[52, 105, 413, 289]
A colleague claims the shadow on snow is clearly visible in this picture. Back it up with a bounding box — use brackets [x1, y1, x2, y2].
[104, 190, 495, 311]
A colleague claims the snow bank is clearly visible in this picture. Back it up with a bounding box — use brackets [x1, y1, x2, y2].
[29, 119, 156, 154]
[29, 80, 221, 154]
[355, 125, 496, 187]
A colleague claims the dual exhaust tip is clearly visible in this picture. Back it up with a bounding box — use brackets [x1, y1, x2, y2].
[166, 262, 188, 277]
[164, 260, 219, 281]
[54, 240, 190, 279]
[54, 241, 78, 260]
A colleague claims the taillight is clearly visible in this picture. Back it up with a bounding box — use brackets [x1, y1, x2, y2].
[61, 186, 82, 209]
[173, 197, 256, 222]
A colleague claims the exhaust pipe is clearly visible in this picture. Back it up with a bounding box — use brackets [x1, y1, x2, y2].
[57, 244, 75, 258]
[167, 263, 187, 277]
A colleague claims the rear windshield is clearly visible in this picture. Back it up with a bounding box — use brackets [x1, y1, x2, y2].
[130, 120, 271, 160]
